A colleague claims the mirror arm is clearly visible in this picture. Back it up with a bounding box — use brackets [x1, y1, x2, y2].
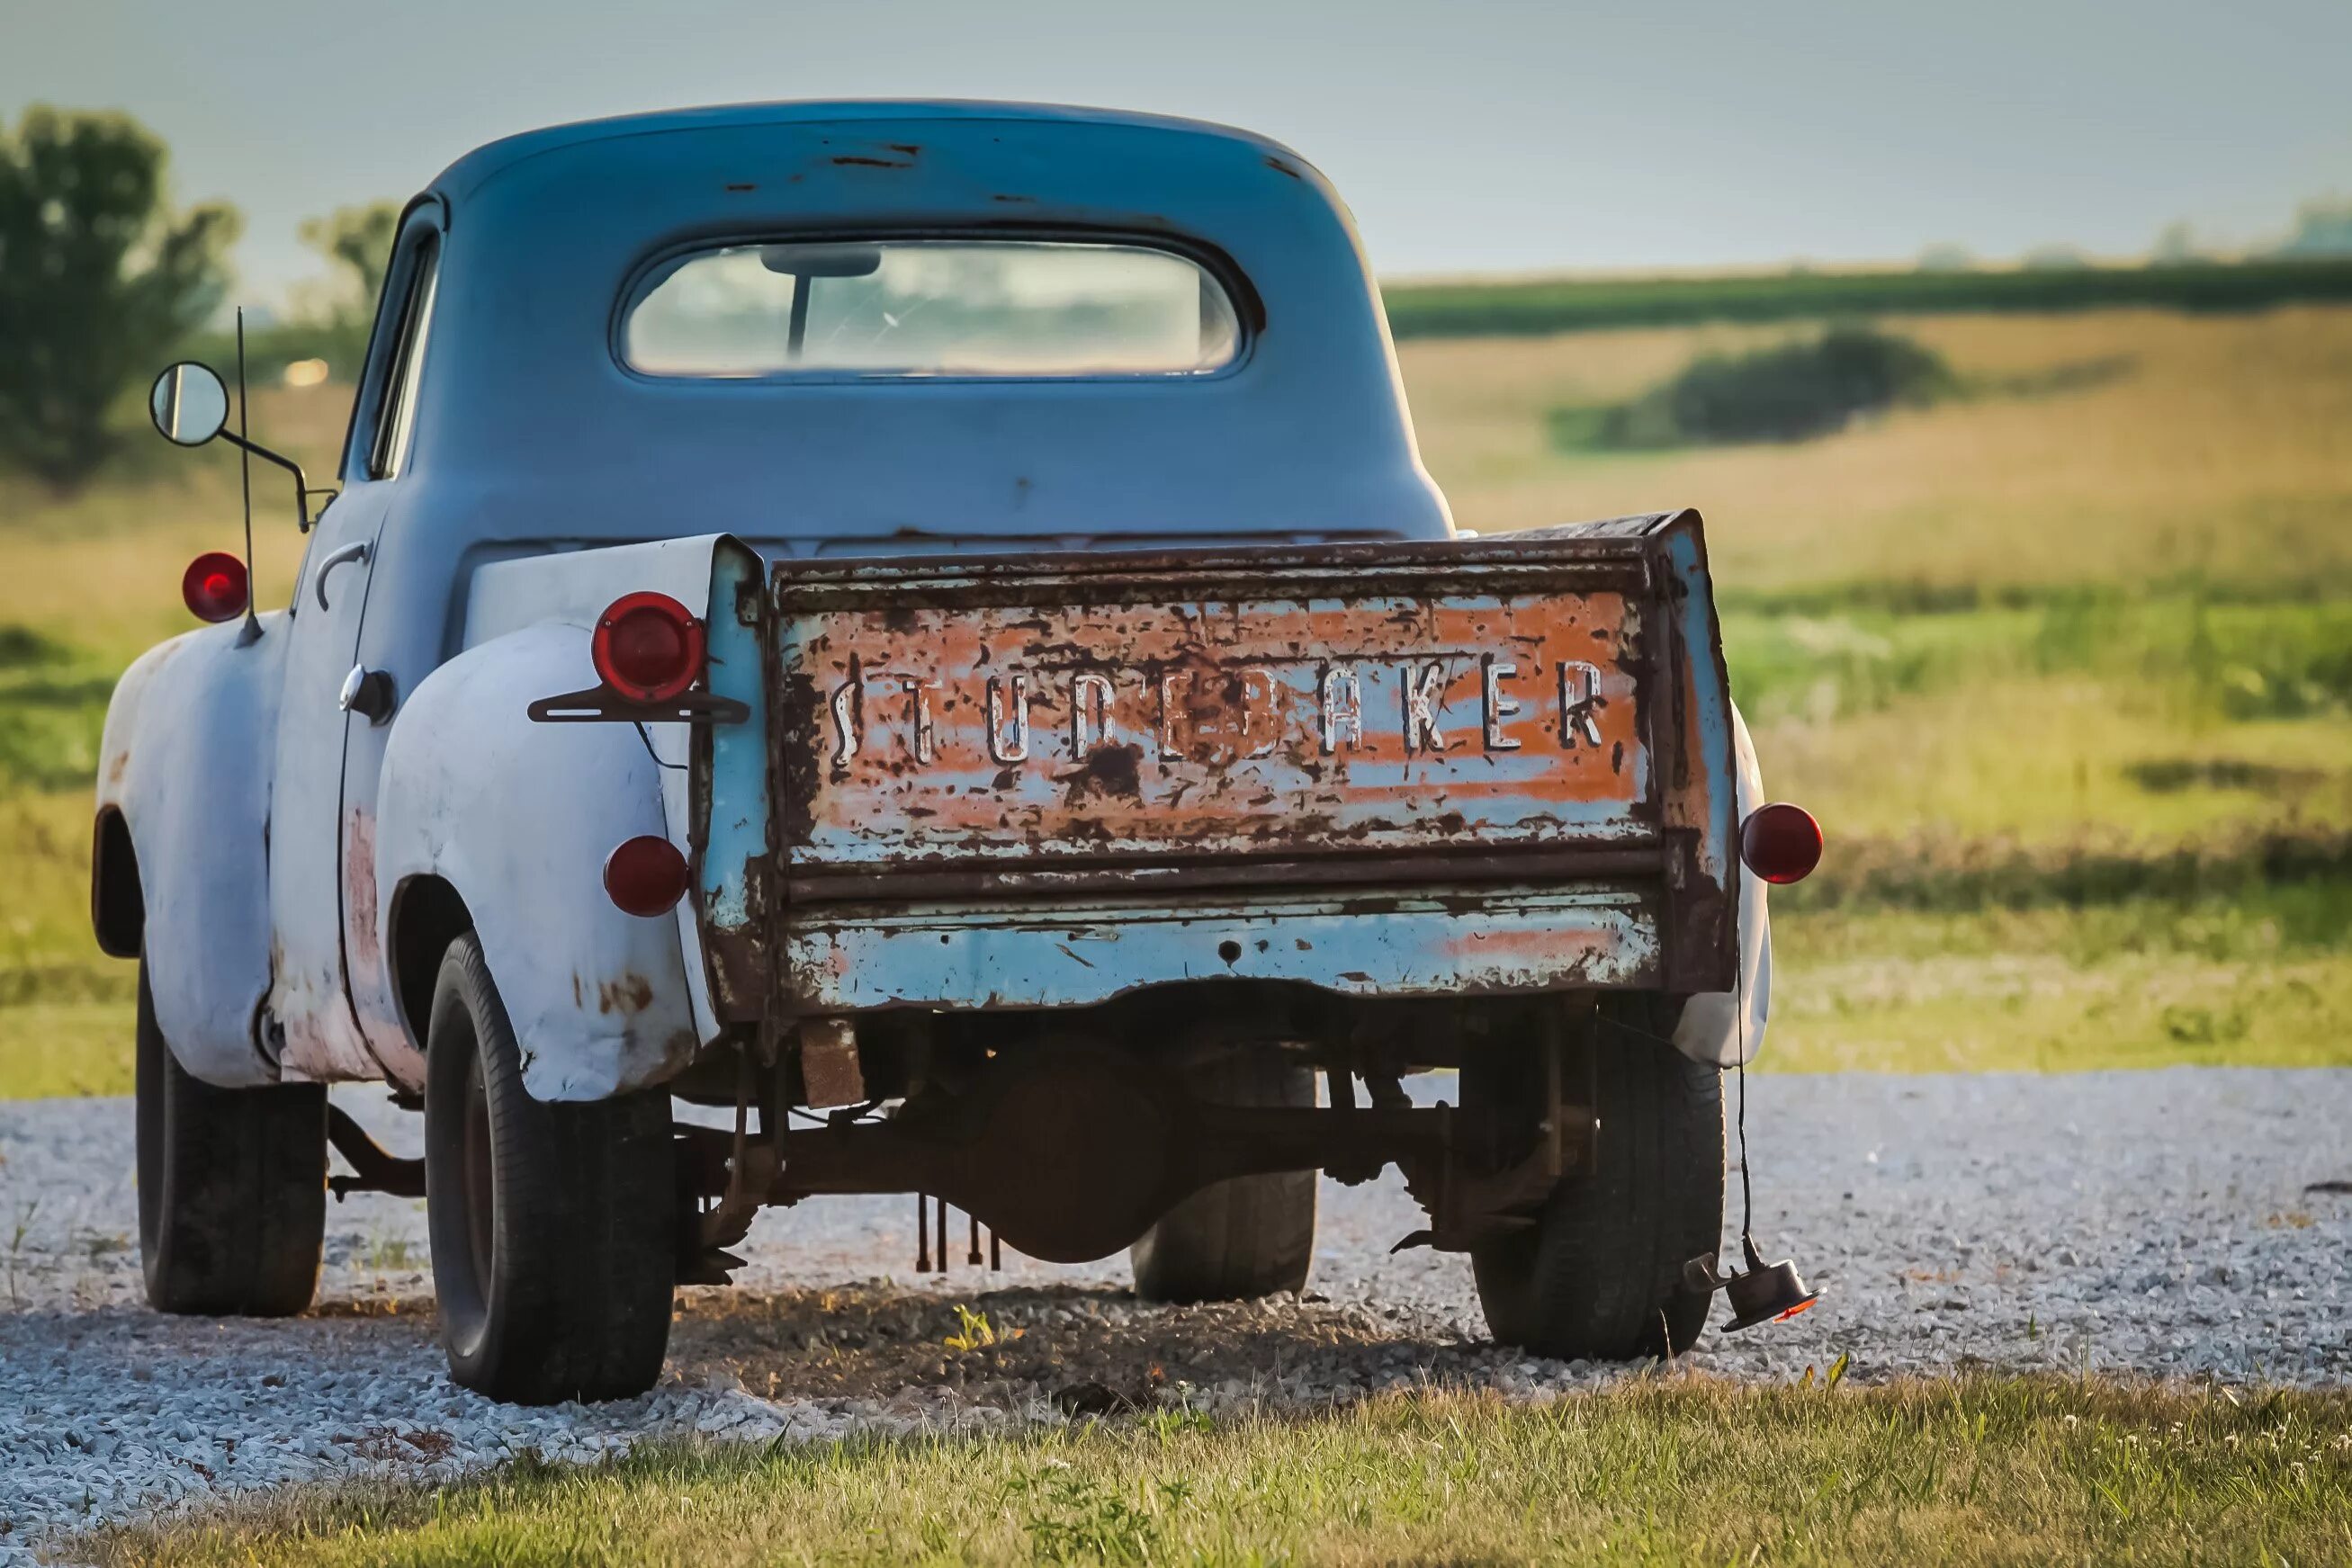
[216, 431, 323, 533]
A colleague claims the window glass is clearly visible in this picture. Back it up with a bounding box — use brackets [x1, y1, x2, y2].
[369, 239, 440, 479]
[623, 239, 1241, 379]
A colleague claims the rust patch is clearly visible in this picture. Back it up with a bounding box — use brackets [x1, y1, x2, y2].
[343, 811, 380, 967]
[597, 973, 655, 1015]
[1059, 742, 1144, 805]
[777, 589, 1647, 865]
[831, 154, 912, 169]
[104, 749, 129, 786]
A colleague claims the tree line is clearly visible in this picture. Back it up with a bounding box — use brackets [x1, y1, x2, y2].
[0, 106, 396, 490]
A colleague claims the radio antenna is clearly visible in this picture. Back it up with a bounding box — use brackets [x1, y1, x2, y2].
[233, 308, 262, 647]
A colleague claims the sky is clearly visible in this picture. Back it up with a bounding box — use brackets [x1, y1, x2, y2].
[5, 0, 2348, 309]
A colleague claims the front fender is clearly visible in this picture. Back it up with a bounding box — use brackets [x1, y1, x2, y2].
[375, 622, 710, 1099]
[94, 616, 287, 1087]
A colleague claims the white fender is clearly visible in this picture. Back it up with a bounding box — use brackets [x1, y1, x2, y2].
[1674, 702, 1772, 1068]
[374, 621, 710, 1099]
[94, 615, 288, 1087]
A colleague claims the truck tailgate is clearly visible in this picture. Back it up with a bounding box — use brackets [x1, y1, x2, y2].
[696, 511, 1738, 1012]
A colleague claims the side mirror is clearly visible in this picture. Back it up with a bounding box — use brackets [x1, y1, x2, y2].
[150, 362, 229, 446]
[144, 329, 333, 541]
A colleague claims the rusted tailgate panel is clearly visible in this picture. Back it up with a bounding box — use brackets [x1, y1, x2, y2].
[696, 513, 1740, 1016]
[775, 568, 1656, 871]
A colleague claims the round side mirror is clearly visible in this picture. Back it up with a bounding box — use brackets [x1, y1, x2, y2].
[149, 362, 229, 446]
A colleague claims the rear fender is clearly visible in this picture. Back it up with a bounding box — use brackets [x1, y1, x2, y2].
[93, 618, 287, 1087]
[1672, 703, 1771, 1067]
[374, 622, 710, 1099]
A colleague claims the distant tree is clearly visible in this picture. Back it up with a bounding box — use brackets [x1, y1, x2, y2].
[299, 201, 399, 315]
[2021, 243, 2094, 271]
[294, 201, 399, 379]
[2273, 195, 2352, 258]
[2150, 220, 2206, 264]
[0, 106, 239, 488]
[1915, 241, 1977, 273]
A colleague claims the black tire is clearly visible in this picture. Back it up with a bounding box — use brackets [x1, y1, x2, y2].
[136, 956, 326, 1316]
[1467, 994, 1724, 1360]
[423, 933, 675, 1404]
[1131, 1046, 1317, 1304]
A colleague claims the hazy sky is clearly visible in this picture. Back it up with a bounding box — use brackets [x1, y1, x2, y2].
[6, 0, 2347, 306]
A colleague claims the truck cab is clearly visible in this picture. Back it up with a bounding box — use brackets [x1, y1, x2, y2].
[97, 102, 1806, 1405]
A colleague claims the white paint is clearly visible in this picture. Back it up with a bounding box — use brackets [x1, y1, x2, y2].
[94, 620, 284, 1087]
[1674, 702, 1772, 1069]
[375, 623, 709, 1100]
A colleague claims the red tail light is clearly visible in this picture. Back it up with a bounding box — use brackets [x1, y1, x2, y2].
[605, 835, 689, 917]
[592, 592, 705, 703]
[1739, 802, 1823, 885]
[182, 552, 248, 623]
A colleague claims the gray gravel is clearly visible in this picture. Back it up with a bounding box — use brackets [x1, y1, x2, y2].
[3, 1068, 2348, 1562]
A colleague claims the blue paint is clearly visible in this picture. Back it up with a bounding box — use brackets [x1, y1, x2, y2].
[703, 538, 769, 937]
[1661, 522, 1737, 888]
[787, 888, 1663, 1012]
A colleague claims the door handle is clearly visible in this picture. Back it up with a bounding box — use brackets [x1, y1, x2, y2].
[314, 541, 371, 611]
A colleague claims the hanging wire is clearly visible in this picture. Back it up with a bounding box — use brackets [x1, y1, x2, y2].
[1592, 981, 1755, 1247]
[1735, 964, 1755, 1244]
[633, 721, 688, 772]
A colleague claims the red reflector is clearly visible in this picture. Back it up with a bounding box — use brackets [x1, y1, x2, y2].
[1739, 802, 1823, 885]
[182, 551, 249, 623]
[592, 592, 705, 703]
[604, 836, 688, 917]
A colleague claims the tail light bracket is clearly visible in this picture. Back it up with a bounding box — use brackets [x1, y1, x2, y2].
[527, 685, 749, 724]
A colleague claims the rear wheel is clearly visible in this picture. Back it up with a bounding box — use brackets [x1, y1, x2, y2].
[1467, 994, 1723, 1360]
[1131, 1043, 1317, 1304]
[423, 933, 675, 1404]
[136, 956, 327, 1316]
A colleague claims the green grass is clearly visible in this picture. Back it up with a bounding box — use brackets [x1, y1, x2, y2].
[90, 1380, 2352, 1567]
[1765, 888, 2352, 1072]
[1383, 255, 2352, 339]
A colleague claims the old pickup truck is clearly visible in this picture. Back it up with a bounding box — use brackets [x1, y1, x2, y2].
[100, 101, 1819, 1404]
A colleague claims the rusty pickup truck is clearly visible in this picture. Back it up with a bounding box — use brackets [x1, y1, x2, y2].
[101, 101, 1818, 1405]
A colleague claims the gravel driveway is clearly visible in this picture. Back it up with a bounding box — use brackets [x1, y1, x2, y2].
[4, 1068, 2347, 1561]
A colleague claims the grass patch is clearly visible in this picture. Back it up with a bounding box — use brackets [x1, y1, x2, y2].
[91, 1379, 2352, 1566]
[0, 789, 136, 1097]
[1383, 254, 2352, 338]
[1768, 894, 2352, 1072]
[1554, 323, 1956, 449]
[1405, 308, 2352, 596]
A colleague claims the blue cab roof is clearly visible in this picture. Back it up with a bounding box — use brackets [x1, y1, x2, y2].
[432, 100, 1306, 201]
[365, 99, 1450, 551]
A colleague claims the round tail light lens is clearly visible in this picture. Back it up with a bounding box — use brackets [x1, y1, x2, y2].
[1739, 802, 1823, 885]
[182, 551, 249, 623]
[592, 592, 705, 703]
[605, 835, 689, 917]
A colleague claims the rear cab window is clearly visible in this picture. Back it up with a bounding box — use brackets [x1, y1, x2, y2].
[621, 238, 1242, 380]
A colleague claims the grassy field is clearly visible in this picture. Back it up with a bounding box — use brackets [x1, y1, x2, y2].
[94, 1379, 2352, 1566]
[1380, 255, 2352, 338]
[0, 306, 2348, 1092]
